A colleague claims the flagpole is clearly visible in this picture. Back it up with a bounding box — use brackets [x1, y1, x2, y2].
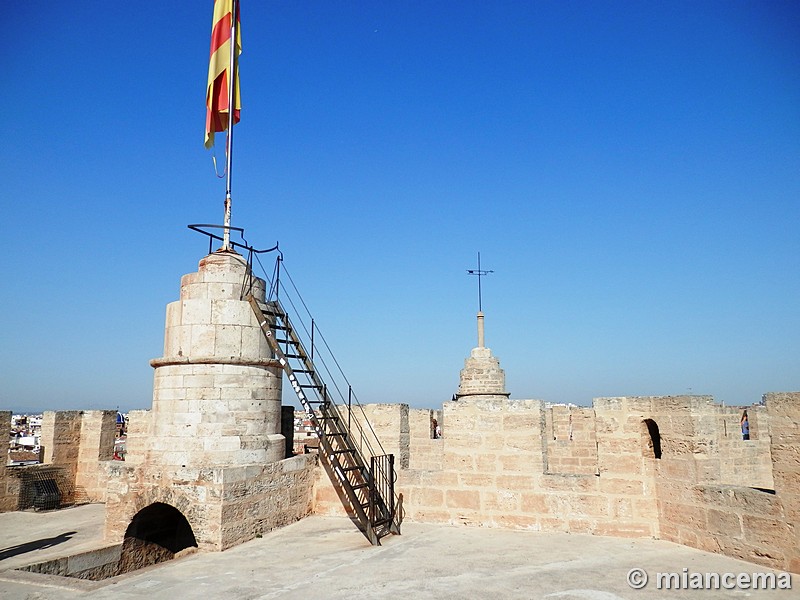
[222, 0, 238, 251]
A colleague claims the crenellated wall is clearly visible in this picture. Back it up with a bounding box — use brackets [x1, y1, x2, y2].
[313, 392, 798, 573]
[315, 397, 658, 537]
[75, 410, 117, 502]
[407, 408, 443, 471]
[651, 392, 798, 572]
[6, 379, 795, 573]
[40, 410, 117, 505]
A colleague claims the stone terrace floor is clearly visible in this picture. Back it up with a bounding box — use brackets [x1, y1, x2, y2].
[0, 504, 794, 599]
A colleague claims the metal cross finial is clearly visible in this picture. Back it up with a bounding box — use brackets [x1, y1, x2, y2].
[467, 252, 493, 312]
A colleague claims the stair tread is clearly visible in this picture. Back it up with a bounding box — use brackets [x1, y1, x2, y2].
[251, 297, 399, 547]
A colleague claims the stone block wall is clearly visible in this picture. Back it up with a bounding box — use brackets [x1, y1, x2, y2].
[763, 392, 800, 573]
[544, 405, 598, 475]
[39, 410, 117, 506]
[715, 404, 774, 489]
[351, 403, 410, 467]
[408, 408, 443, 471]
[314, 397, 658, 538]
[123, 409, 153, 464]
[41, 411, 83, 481]
[146, 362, 284, 467]
[105, 461, 222, 550]
[75, 410, 117, 503]
[717, 438, 774, 489]
[638, 393, 798, 572]
[313, 403, 411, 517]
[312, 392, 797, 573]
[105, 454, 317, 551]
[218, 455, 317, 548]
[0, 411, 16, 512]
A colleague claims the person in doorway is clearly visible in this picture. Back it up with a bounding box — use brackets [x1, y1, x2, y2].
[740, 410, 750, 440]
[432, 418, 442, 439]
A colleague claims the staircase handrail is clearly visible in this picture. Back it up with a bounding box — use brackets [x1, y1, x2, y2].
[258, 260, 390, 461]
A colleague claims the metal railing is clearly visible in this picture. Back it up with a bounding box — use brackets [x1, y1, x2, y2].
[245, 254, 390, 464]
[369, 454, 396, 527]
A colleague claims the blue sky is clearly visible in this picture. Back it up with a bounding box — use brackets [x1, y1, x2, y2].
[2, 1, 798, 412]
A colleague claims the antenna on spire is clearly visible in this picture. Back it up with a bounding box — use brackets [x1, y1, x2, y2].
[467, 252, 493, 347]
[467, 252, 493, 312]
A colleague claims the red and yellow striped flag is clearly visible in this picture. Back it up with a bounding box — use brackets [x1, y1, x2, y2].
[205, 0, 241, 149]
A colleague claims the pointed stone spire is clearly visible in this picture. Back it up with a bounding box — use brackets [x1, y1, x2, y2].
[455, 254, 509, 401]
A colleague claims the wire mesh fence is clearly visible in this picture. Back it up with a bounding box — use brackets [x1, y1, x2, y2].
[11, 465, 74, 511]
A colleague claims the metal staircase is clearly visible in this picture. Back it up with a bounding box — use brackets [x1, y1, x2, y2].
[246, 293, 401, 545]
[184, 225, 402, 546]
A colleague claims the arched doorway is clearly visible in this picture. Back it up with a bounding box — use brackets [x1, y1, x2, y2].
[642, 419, 662, 459]
[118, 502, 197, 574]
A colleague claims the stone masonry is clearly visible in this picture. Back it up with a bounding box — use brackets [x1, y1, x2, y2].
[314, 393, 799, 573]
[0, 412, 16, 512]
[103, 250, 317, 551]
[454, 312, 509, 401]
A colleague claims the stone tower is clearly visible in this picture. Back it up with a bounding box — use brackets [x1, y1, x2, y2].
[147, 250, 285, 466]
[105, 250, 316, 554]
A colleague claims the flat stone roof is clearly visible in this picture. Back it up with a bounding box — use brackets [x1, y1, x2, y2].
[0, 504, 794, 598]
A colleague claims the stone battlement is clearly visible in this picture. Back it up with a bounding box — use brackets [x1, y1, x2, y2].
[314, 392, 800, 573]
[4, 392, 797, 572]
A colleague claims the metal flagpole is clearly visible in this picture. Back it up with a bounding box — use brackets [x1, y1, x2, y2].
[222, 0, 238, 251]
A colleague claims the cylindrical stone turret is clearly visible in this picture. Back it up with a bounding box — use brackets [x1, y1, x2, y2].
[147, 251, 284, 467]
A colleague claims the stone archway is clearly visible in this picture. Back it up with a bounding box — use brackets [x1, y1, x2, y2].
[118, 502, 198, 574]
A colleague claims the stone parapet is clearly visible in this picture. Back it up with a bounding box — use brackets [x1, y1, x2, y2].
[312, 392, 798, 573]
[41, 411, 82, 476]
[350, 403, 409, 468]
[75, 410, 117, 503]
[408, 408, 443, 471]
[38, 410, 117, 506]
[0, 412, 15, 512]
[122, 409, 152, 464]
[763, 392, 800, 572]
[620, 392, 799, 573]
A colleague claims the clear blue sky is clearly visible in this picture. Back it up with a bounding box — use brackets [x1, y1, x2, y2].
[2, 1, 798, 413]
